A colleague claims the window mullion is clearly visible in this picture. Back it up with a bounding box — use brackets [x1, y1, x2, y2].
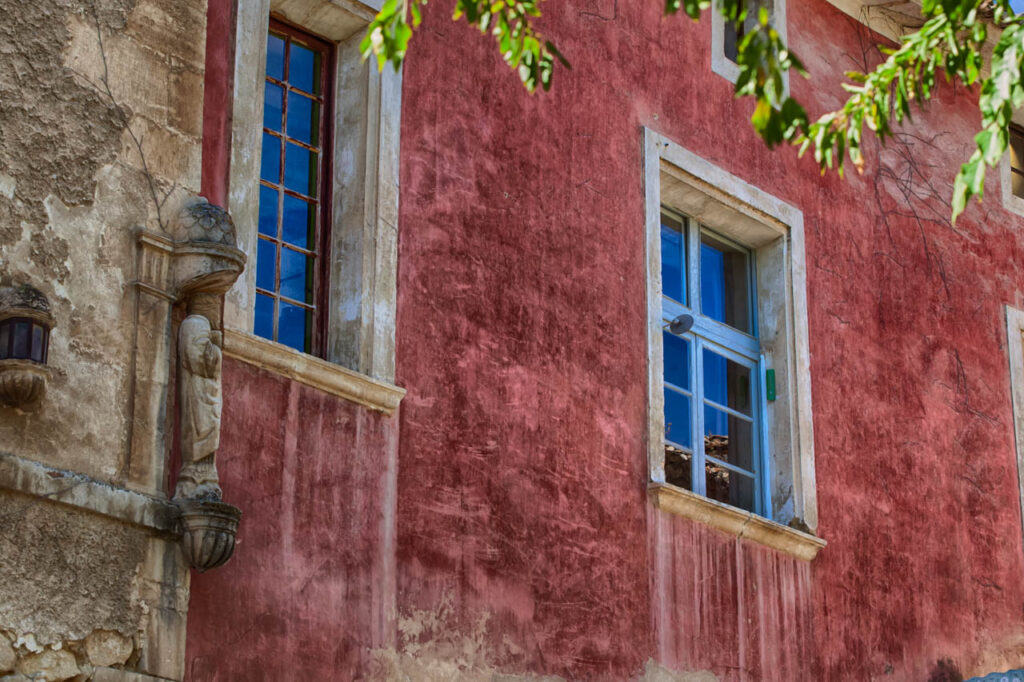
[686, 217, 701, 317]
[693, 335, 706, 496]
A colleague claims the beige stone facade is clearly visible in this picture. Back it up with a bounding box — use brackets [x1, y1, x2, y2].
[0, 1, 208, 679]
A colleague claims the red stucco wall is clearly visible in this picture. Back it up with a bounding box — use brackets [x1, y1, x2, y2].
[185, 0, 1024, 678]
[184, 360, 398, 680]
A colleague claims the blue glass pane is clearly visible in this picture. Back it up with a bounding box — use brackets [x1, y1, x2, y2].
[266, 33, 286, 81]
[288, 43, 320, 94]
[706, 463, 755, 512]
[286, 92, 318, 146]
[263, 82, 283, 131]
[280, 247, 311, 303]
[702, 348, 752, 414]
[704, 405, 754, 471]
[282, 194, 315, 249]
[663, 331, 690, 390]
[256, 238, 276, 292]
[664, 388, 691, 449]
[258, 186, 278, 237]
[278, 301, 311, 353]
[254, 294, 275, 341]
[284, 144, 316, 196]
[700, 233, 751, 333]
[660, 221, 684, 302]
[260, 132, 281, 183]
[701, 243, 725, 323]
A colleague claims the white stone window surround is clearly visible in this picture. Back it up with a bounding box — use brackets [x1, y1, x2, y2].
[223, 0, 401, 383]
[643, 129, 821, 556]
[1004, 305, 1024, 551]
[711, 0, 789, 93]
[1001, 120, 1024, 217]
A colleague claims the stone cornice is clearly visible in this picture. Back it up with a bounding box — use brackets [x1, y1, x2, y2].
[0, 451, 178, 533]
[223, 330, 406, 414]
[648, 482, 826, 561]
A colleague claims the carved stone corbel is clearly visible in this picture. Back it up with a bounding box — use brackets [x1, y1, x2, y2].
[135, 196, 245, 572]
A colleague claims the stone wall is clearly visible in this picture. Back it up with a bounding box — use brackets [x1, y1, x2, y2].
[0, 0, 208, 679]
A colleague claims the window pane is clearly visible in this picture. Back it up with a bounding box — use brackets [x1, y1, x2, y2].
[660, 214, 685, 303]
[263, 82, 283, 132]
[255, 294, 275, 341]
[288, 43, 321, 95]
[259, 186, 278, 237]
[12, 321, 30, 358]
[280, 247, 312, 303]
[704, 405, 754, 472]
[702, 348, 752, 415]
[256, 238, 277, 292]
[282, 194, 315, 249]
[706, 464, 755, 512]
[663, 331, 690, 390]
[665, 388, 691, 449]
[260, 132, 282, 184]
[31, 324, 43, 362]
[284, 143, 315, 196]
[0, 323, 8, 359]
[278, 301, 311, 353]
[286, 92, 319, 146]
[266, 33, 286, 81]
[700, 232, 751, 333]
[665, 444, 692, 491]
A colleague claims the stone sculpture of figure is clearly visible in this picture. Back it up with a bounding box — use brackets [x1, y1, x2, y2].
[175, 314, 223, 501]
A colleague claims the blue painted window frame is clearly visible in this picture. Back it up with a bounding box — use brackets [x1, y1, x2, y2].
[660, 207, 772, 518]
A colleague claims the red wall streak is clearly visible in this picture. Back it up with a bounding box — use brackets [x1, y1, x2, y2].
[184, 360, 399, 680]
[200, 0, 235, 207]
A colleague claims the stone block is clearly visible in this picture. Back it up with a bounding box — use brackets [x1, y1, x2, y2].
[0, 633, 15, 673]
[84, 630, 133, 668]
[16, 649, 79, 681]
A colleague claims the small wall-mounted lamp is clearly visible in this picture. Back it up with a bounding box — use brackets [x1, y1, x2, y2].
[667, 313, 695, 335]
[0, 285, 55, 407]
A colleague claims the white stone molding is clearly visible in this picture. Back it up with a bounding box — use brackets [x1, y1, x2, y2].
[643, 127, 819, 534]
[648, 483, 825, 561]
[223, 329, 405, 414]
[1005, 305, 1024, 556]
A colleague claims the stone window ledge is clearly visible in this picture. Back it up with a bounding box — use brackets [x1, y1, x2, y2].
[648, 482, 826, 561]
[223, 330, 406, 414]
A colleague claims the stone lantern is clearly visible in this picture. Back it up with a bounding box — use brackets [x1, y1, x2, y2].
[0, 284, 55, 408]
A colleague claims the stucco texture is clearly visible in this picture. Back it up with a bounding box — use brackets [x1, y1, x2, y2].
[185, 0, 1024, 680]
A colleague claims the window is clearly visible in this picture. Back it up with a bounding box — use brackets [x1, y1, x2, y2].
[660, 210, 768, 515]
[1010, 125, 1024, 199]
[644, 129, 820, 545]
[712, 0, 786, 87]
[723, 0, 774, 63]
[255, 21, 333, 354]
[222, 0, 402, 382]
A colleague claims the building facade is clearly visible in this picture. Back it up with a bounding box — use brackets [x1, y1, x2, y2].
[3, 0, 1024, 680]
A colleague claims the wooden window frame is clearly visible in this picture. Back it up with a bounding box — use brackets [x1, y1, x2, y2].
[255, 17, 336, 356]
[660, 207, 770, 517]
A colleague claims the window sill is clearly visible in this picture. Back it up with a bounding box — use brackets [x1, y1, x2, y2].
[223, 330, 405, 414]
[648, 482, 826, 561]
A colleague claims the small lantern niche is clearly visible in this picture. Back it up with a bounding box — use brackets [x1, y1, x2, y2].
[0, 285, 55, 408]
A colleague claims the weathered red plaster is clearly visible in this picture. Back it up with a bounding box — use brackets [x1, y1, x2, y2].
[186, 0, 1024, 678]
[184, 359, 398, 680]
[200, 0, 235, 207]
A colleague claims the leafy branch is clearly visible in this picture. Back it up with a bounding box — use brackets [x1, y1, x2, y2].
[360, 0, 568, 92]
[363, 0, 1024, 222]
